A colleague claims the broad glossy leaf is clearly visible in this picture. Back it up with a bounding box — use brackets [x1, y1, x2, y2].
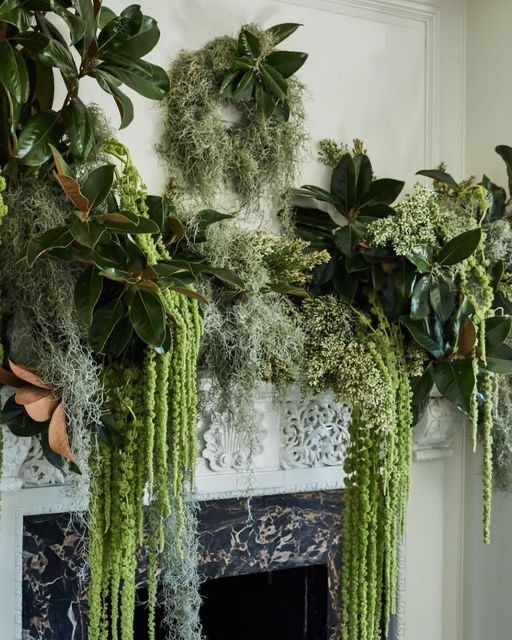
[99, 56, 169, 100]
[0, 0, 31, 31]
[38, 39, 78, 85]
[93, 69, 134, 128]
[359, 178, 404, 207]
[81, 164, 115, 210]
[405, 245, 432, 273]
[298, 185, 336, 206]
[267, 281, 308, 297]
[55, 174, 90, 212]
[88, 297, 124, 354]
[260, 64, 287, 100]
[220, 70, 241, 98]
[333, 224, 358, 257]
[255, 83, 276, 117]
[35, 58, 54, 111]
[16, 111, 62, 166]
[68, 97, 94, 159]
[456, 318, 477, 357]
[331, 154, 356, 212]
[436, 228, 482, 265]
[265, 23, 301, 45]
[99, 216, 159, 234]
[401, 316, 445, 359]
[429, 274, 456, 322]
[0, 42, 29, 103]
[110, 14, 160, 58]
[232, 70, 255, 102]
[416, 169, 459, 190]
[73, 0, 95, 51]
[48, 402, 73, 460]
[51, 2, 86, 43]
[265, 50, 307, 78]
[74, 265, 103, 325]
[485, 315, 512, 349]
[238, 28, 261, 57]
[313, 256, 337, 286]
[200, 266, 244, 289]
[484, 344, 512, 374]
[354, 154, 373, 204]
[433, 360, 475, 414]
[393, 260, 416, 300]
[27, 226, 73, 266]
[70, 219, 106, 248]
[410, 274, 431, 320]
[128, 288, 166, 347]
[108, 313, 133, 357]
[14, 32, 50, 52]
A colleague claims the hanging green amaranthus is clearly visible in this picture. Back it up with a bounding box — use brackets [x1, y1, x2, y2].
[87, 146, 202, 640]
[340, 311, 412, 640]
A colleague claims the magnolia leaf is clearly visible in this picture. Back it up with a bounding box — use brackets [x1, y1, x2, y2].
[360, 178, 405, 207]
[70, 219, 106, 248]
[405, 246, 432, 273]
[260, 63, 287, 101]
[1, 396, 49, 437]
[108, 314, 133, 357]
[98, 56, 169, 100]
[15, 387, 59, 422]
[485, 315, 512, 349]
[48, 403, 73, 460]
[0, 41, 29, 104]
[55, 174, 90, 212]
[436, 228, 482, 266]
[8, 360, 54, 389]
[265, 23, 302, 45]
[416, 169, 459, 190]
[200, 266, 244, 289]
[232, 70, 255, 102]
[171, 287, 208, 304]
[16, 111, 62, 166]
[331, 154, 356, 212]
[68, 97, 94, 159]
[410, 275, 431, 320]
[81, 164, 115, 210]
[128, 288, 166, 347]
[429, 274, 456, 322]
[483, 344, 512, 374]
[433, 360, 476, 414]
[74, 266, 103, 326]
[265, 50, 307, 78]
[400, 317, 445, 359]
[238, 28, 261, 57]
[457, 318, 477, 357]
[89, 298, 124, 354]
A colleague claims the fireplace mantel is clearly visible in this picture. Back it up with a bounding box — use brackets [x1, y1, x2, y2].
[0, 386, 465, 640]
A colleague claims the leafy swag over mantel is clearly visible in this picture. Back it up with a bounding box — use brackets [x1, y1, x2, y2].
[1, 5, 512, 640]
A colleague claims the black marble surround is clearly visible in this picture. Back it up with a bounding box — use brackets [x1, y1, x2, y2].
[22, 491, 343, 640]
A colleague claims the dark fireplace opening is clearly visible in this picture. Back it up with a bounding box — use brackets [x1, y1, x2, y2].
[133, 565, 328, 640]
[200, 565, 328, 640]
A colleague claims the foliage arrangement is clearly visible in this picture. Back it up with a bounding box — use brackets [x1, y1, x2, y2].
[1, 6, 512, 640]
[0, 3, 217, 640]
[160, 23, 308, 214]
[289, 139, 512, 638]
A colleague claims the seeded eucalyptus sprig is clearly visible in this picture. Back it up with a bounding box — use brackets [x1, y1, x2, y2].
[0, 1, 169, 174]
[220, 23, 308, 122]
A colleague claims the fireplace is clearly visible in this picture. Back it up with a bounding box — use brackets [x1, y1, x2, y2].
[22, 491, 343, 640]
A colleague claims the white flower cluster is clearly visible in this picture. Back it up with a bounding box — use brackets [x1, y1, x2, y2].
[368, 184, 441, 256]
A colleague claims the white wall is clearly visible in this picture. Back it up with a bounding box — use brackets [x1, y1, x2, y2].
[464, 3, 512, 640]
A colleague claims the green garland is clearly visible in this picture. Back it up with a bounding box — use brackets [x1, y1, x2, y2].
[87, 144, 202, 640]
[341, 311, 412, 640]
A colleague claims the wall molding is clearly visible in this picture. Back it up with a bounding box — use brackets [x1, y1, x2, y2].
[281, 0, 440, 170]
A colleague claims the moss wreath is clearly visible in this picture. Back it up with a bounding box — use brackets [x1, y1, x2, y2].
[159, 25, 308, 216]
